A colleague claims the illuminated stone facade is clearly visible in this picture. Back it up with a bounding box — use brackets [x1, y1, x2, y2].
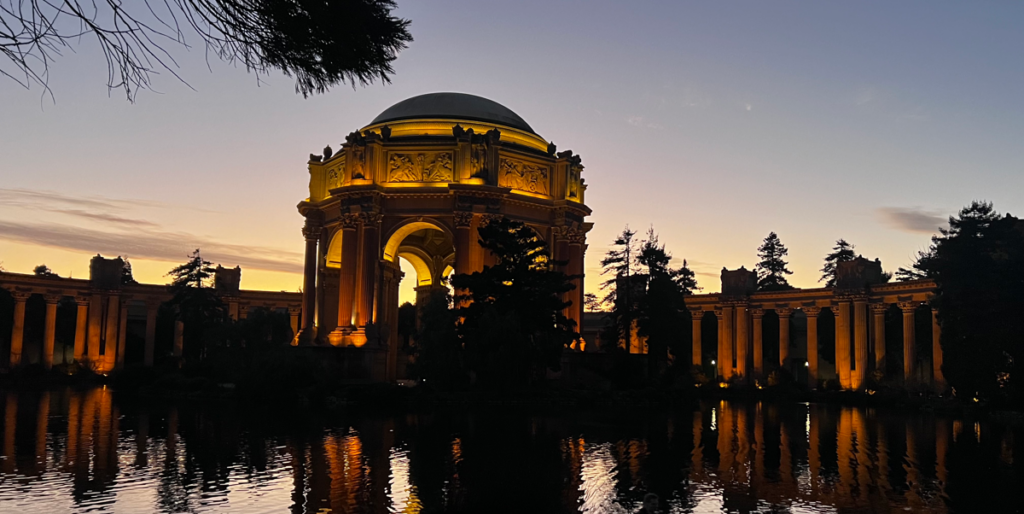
[296, 93, 592, 380]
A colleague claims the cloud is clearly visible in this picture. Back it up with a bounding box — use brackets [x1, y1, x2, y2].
[0, 188, 219, 213]
[626, 116, 661, 129]
[0, 220, 302, 273]
[49, 209, 161, 228]
[877, 207, 947, 234]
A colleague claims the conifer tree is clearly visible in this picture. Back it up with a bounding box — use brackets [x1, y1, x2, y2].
[819, 239, 856, 287]
[676, 259, 700, 295]
[636, 228, 687, 376]
[755, 232, 794, 291]
[166, 249, 227, 363]
[600, 226, 640, 350]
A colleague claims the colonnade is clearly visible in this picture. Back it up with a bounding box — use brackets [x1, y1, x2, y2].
[689, 298, 943, 389]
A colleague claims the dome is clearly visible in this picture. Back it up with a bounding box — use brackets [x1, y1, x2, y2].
[369, 92, 535, 134]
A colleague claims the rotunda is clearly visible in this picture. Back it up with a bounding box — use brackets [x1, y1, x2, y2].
[296, 92, 592, 380]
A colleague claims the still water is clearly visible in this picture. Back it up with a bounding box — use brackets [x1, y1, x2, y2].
[0, 388, 1021, 513]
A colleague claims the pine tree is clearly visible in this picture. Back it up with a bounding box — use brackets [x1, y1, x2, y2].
[755, 232, 794, 291]
[636, 228, 687, 376]
[120, 257, 138, 285]
[676, 259, 700, 295]
[33, 264, 58, 277]
[166, 249, 227, 363]
[600, 226, 640, 351]
[819, 239, 856, 287]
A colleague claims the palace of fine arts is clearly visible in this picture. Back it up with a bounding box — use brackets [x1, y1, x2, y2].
[2, 1, 1024, 512]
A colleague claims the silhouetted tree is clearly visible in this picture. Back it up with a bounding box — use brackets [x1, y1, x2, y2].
[911, 202, 1024, 401]
[166, 249, 227, 363]
[676, 259, 701, 295]
[2, 0, 412, 101]
[584, 293, 601, 312]
[229, 307, 292, 350]
[413, 290, 463, 388]
[819, 239, 855, 287]
[600, 226, 639, 351]
[636, 228, 687, 377]
[397, 302, 417, 350]
[120, 257, 137, 285]
[755, 232, 794, 291]
[33, 264, 58, 277]
[451, 218, 577, 388]
[896, 249, 934, 281]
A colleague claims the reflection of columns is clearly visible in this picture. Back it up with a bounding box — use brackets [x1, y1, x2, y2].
[690, 310, 703, 367]
[804, 307, 821, 386]
[752, 308, 764, 377]
[87, 293, 103, 364]
[777, 308, 792, 370]
[837, 408, 854, 498]
[936, 419, 948, 500]
[735, 303, 749, 378]
[173, 321, 184, 358]
[103, 294, 120, 372]
[8, 292, 29, 366]
[35, 391, 50, 472]
[932, 309, 945, 386]
[853, 298, 868, 389]
[900, 302, 917, 381]
[74, 296, 89, 362]
[298, 219, 321, 343]
[330, 215, 360, 345]
[2, 393, 17, 474]
[808, 406, 820, 495]
[116, 297, 130, 370]
[721, 306, 734, 378]
[871, 303, 887, 374]
[144, 301, 158, 366]
[836, 299, 852, 389]
[43, 294, 61, 370]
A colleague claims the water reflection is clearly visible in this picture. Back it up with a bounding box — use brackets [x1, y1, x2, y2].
[0, 389, 1022, 513]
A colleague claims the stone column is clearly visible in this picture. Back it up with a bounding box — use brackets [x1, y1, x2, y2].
[297, 218, 321, 343]
[330, 214, 360, 346]
[853, 298, 868, 389]
[227, 299, 239, 321]
[871, 303, 887, 374]
[103, 294, 120, 372]
[356, 212, 382, 329]
[288, 306, 301, 343]
[173, 320, 184, 359]
[835, 299, 852, 389]
[751, 308, 764, 377]
[722, 305, 734, 379]
[690, 309, 703, 367]
[74, 296, 89, 362]
[804, 307, 821, 386]
[116, 297, 130, 370]
[453, 212, 474, 276]
[900, 302, 917, 381]
[777, 308, 793, 371]
[932, 308, 945, 386]
[567, 231, 585, 343]
[87, 294, 105, 366]
[144, 301, 158, 367]
[42, 294, 61, 370]
[714, 308, 724, 378]
[735, 304, 749, 379]
[8, 291, 29, 367]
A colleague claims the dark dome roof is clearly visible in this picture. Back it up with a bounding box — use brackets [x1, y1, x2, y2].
[370, 92, 535, 134]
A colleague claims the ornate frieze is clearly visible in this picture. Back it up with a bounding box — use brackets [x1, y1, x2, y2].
[326, 158, 346, 190]
[499, 158, 550, 195]
[387, 152, 454, 183]
[453, 211, 474, 227]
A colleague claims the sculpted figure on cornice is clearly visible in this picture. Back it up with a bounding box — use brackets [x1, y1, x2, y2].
[388, 154, 420, 182]
[326, 157, 346, 189]
[350, 146, 366, 180]
[423, 152, 453, 182]
[499, 158, 550, 195]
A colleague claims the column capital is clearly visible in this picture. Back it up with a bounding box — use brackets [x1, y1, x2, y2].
[288, 305, 302, 316]
[11, 290, 31, 302]
[358, 211, 383, 225]
[453, 211, 474, 227]
[690, 308, 705, 319]
[751, 308, 765, 318]
[898, 301, 918, 312]
[870, 302, 888, 314]
[480, 213, 504, 227]
[713, 307, 723, 317]
[338, 212, 360, 229]
[776, 307, 793, 318]
[75, 294, 91, 306]
[43, 294, 62, 304]
[802, 306, 822, 317]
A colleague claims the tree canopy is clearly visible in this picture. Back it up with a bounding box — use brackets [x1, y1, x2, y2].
[755, 232, 794, 291]
[2, 0, 412, 101]
[819, 239, 855, 288]
[166, 249, 227, 362]
[33, 264, 58, 277]
[635, 228, 687, 375]
[451, 218, 578, 388]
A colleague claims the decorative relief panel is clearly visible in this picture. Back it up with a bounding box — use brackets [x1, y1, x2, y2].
[326, 158, 346, 189]
[387, 152, 454, 183]
[499, 158, 550, 195]
[567, 163, 582, 199]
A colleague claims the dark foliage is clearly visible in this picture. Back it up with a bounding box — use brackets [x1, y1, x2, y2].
[600, 226, 639, 351]
[121, 257, 138, 285]
[32, 264, 57, 277]
[166, 249, 227, 363]
[819, 239, 856, 288]
[755, 232, 794, 291]
[636, 228, 687, 377]
[2, 0, 412, 101]
[676, 259, 700, 295]
[912, 202, 1024, 401]
[412, 290, 463, 388]
[451, 218, 578, 388]
[397, 301, 417, 351]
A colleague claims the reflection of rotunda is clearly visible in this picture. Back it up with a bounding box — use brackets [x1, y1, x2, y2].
[297, 92, 592, 380]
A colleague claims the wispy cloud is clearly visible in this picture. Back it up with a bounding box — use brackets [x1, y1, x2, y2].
[877, 207, 947, 234]
[626, 116, 661, 129]
[49, 209, 161, 228]
[0, 220, 302, 273]
[0, 188, 219, 214]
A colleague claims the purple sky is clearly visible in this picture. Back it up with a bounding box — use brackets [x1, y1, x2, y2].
[3, 1, 1024, 303]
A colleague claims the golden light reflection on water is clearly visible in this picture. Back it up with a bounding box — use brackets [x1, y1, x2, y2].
[0, 390, 1021, 513]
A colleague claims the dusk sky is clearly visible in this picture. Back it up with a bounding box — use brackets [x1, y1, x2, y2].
[3, 0, 1023, 304]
